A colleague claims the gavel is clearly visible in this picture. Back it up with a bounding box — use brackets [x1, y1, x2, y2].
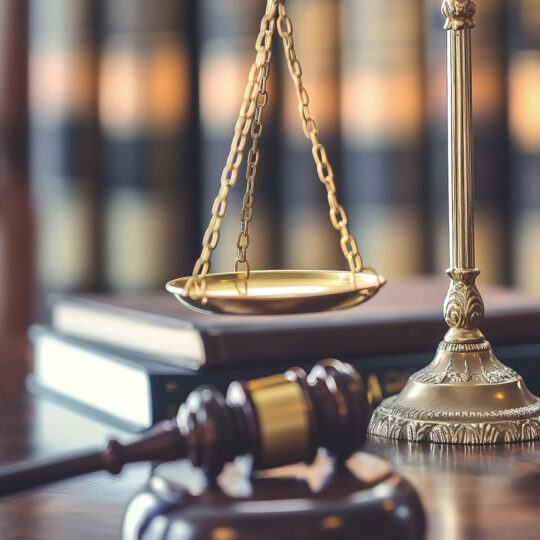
[0, 359, 370, 496]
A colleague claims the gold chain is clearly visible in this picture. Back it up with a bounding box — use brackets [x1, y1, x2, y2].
[184, 0, 279, 299]
[276, 2, 363, 274]
[185, 0, 365, 300]
[234, 53, 273, 276]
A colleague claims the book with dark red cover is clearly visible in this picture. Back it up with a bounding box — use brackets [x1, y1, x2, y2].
[49, 278, 540, 370]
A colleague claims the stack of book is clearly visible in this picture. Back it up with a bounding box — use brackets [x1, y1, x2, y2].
[31, 279, 540, 431]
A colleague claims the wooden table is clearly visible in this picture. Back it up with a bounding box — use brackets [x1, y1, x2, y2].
[1, 351, 539, 540]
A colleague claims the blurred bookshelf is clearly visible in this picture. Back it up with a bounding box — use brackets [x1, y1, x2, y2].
[342, 0, 426, 279]
[1, 0, 539, 331]
[98, 0, 195, 291]
[281, 0, 342, 270]
[29, 0, 100, 296]
[509, 0, 540, 294]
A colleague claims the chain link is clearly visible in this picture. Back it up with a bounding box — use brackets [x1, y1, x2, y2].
[276, 2, 363, 275]
[184, 0, 280, 299]
[234, 56, 272, 275]
[185, 0, 365, 300]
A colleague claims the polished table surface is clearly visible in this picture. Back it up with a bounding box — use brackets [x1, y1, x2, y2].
[1, 348, 539, 540]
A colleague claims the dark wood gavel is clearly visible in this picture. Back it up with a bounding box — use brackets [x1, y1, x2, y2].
[0, 359, 370, 496]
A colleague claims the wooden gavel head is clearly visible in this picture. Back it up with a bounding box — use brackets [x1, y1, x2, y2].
[0, 359, 371, 497]
[177, 359, 370, 478]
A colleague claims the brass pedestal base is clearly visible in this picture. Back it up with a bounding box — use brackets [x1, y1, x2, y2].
[369, 334, 540, 444]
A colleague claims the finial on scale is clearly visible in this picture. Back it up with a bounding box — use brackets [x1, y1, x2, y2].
[442, 0, 476, 30]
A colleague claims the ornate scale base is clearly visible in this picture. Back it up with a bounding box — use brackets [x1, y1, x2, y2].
[369, 334, 540, 444]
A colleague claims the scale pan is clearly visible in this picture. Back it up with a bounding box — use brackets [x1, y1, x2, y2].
[166, 270, 385, 315]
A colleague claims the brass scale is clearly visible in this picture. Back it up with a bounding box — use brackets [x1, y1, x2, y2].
[167, 0, 540, 444]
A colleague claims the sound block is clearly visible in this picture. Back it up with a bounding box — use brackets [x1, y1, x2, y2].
[123, 453, 425, 540]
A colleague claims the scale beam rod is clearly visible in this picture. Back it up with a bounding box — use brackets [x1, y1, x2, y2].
[441, 0, 484, 339]
[445, 1, 475, 270]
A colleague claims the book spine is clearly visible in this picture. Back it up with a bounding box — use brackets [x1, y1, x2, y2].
[149, 352, 540, 424]
[0, 0, 33, 338]
[508, 0, 540, 292]
[150, 364, 279, 422]
[99, 0, 195, 291]
[198, 0, 279, 273]
[341, 0, 426, 278]
[424, 0, 446, 274]
[29, 0, 100, 295]
[279, 0, 341, 269]
[150, 364, 417, 424]
[425, 0, 508, 282]
[471, 0, 509, 284]
[204, 317, 450, 368]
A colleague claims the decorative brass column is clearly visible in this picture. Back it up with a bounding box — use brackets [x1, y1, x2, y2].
[368, 0, 540, 444]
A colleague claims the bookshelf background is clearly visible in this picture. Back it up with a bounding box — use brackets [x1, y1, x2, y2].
[1, 0, 540, 335]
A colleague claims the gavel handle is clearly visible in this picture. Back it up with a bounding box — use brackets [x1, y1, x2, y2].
[0, 420, 185, 497]
[0, 449, 104, 496]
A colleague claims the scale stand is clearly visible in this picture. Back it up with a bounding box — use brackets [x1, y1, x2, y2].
[368, 0, 540, 444]
[167, 0, 384, 316]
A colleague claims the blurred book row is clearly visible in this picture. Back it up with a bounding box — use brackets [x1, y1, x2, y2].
[1, 0, 540, 329]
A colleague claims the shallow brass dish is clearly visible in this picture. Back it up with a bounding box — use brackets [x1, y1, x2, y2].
[166, 270, 385, 315]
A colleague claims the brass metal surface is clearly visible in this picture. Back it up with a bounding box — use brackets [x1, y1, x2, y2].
[447, 25, 474, 269]
[369, 338, 540, 443]
[246, 373, 310, 469]
[167, 270, 385, 315]
[369, 0, 540, 444]
[172, 0, 383, 314]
